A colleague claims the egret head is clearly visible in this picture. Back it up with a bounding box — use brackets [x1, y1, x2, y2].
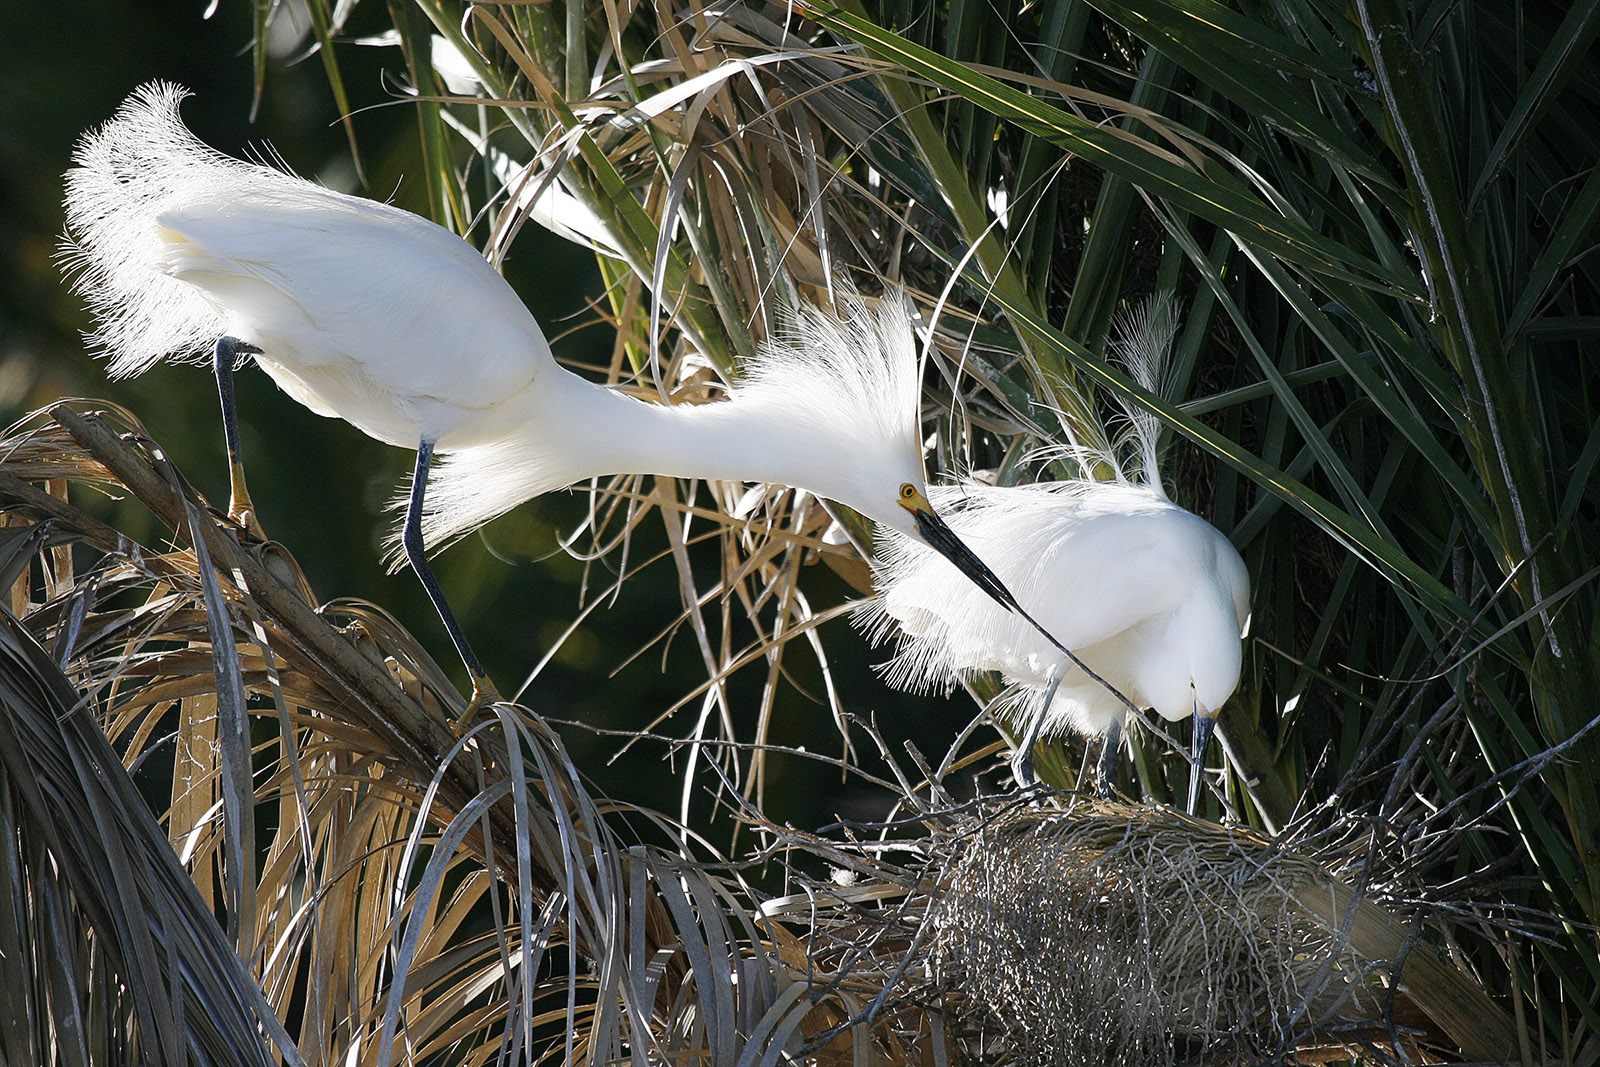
[729, 292, 1032, 620]
[1183, 532, 1250, 717]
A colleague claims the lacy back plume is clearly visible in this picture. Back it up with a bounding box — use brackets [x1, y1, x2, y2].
[62, 83, 261, 377]
[1109, 291, 1182, 491]
[735, 290, 923, 463]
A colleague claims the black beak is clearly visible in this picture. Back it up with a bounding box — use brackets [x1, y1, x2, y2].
[1187, 703, 1216, 815]
[912, 506, 1024, 615]
[910, 500, 1141, 724]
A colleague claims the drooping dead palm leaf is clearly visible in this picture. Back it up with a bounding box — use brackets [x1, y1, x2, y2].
[0, 406, 788, 1064]
[0, 606, 297, 1067]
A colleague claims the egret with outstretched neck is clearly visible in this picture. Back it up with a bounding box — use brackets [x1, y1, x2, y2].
[858, 297, 1250, 812]
[62, 82, 1050, 712]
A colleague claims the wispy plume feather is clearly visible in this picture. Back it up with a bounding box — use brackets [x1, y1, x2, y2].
[61, 84, 260, 376]
[736, 289, 923, 465]
[1108, 291, 1182, 493]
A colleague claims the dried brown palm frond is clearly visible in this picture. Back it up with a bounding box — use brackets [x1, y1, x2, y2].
[0, 599, 294, 1066]
[0, 403, 1550, 1064]
[0, 403, 885, 1065]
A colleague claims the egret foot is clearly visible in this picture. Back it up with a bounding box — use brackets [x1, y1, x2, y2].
[214, 337, 264, 540]
[453, 673, 503, 735]
[226, 456, 264, 540]
[227, 501, 266, 542]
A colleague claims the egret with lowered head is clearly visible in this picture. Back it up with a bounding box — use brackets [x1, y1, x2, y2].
[858, 297, 1250, 812]
[63, 82, 1045, 712]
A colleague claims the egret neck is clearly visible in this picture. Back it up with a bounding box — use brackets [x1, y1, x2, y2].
[416, 367, 1036, 627]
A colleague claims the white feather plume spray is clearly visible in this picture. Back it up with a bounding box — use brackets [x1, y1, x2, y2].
[61, 83, 245, 376]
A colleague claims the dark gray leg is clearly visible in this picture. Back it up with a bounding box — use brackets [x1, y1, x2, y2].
[215, 336, 262, 532]
[404, 439, 500, 714]
[1096, 714, 1124, 799]
[1010, 672, 1061, 791]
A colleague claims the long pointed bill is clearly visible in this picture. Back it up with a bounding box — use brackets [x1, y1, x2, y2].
[1187, 702, 1216, 815]
[910, 504, 1024, 614]
[906, 493, 1143, 727]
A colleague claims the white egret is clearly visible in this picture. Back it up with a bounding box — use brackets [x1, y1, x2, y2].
[61, 82, 1049, 711]
[858, 300, 1250, 812]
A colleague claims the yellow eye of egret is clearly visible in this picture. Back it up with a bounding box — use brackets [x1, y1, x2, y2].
[897, 483, 933, 515]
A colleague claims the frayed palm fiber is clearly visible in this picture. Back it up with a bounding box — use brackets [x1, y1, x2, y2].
[924, 804, 1468, 1065]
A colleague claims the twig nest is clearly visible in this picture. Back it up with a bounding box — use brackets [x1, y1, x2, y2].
[927, 802, 1379, 1066]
